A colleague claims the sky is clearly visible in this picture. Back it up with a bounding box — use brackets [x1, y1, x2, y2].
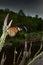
[0, 0, 43, 18]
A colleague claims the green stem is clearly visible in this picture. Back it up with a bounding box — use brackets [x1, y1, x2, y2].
[27, 52, 43, 65]
[0, 32, 7, 52]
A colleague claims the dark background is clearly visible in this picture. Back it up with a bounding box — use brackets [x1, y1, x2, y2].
[0, 0, 43, 18]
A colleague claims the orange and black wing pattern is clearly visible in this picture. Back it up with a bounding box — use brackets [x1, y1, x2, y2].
[8, 27, 19, 37]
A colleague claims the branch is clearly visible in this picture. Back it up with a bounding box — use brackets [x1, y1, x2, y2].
[13, 48, 17, 65]
[0, 52, 6, 65]
[17, 50, 22, 64]
[34, 43, 42, 57]
[27, 51, 43, 65]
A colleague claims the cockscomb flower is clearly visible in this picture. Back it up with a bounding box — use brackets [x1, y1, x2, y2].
[0, 14, 22, 52]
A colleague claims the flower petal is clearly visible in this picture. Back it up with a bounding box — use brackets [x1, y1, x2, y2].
[4, 13, 9, 26]
[7, 20, 13, 28]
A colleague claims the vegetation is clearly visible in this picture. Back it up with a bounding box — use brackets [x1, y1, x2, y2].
[0, 9, 43, 65]
[0, 8, 43, 42]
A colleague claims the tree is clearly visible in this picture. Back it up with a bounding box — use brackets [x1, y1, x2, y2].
[18, 10, 25, 16]
[35, 15, 38, 19]
[17, 10, 26, 27]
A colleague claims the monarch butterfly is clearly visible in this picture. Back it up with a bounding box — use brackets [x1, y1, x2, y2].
[8, 27, 22, 37]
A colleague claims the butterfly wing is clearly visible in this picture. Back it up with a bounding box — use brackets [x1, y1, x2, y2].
[8, 27, 18, 37]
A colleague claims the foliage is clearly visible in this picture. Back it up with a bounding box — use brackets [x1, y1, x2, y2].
[0, 9, 43, 42]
